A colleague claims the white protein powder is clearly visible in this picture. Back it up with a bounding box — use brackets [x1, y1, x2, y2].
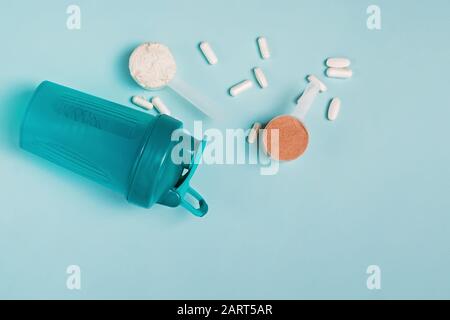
[129, 42, 177, 90]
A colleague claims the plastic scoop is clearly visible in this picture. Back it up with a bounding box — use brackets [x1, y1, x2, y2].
[263, 75, 327, 161]
[129, 42, 220, 119]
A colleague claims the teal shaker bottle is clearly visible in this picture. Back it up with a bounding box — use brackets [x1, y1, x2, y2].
[20, 81, 208, 217]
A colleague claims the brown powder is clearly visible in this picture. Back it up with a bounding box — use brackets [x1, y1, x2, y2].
[263, 115, 309, 161]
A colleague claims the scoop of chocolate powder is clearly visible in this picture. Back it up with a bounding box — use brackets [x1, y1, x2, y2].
[263, 115, 309, 161]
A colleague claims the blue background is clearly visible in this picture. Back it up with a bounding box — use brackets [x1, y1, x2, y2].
[1, 0, 449, 299]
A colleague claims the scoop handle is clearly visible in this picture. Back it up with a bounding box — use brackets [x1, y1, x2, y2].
[292, 82, 320, 121]
[169, 78, 221, 119]
[176, 138, 209, 217]
[180, 187, 209, 217]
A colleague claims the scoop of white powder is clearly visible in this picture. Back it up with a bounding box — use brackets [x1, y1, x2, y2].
[129, 42, 177, 90]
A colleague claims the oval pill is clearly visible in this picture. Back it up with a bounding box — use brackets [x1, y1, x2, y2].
[247, 122, 262, 144]
[229, 80, 253, 97]
[199, 41, 218, 65]
[253, 67, 268, 89]
[326, 58, 351, 68]
[257, 37, 270, 60]
[151, 96, 171, 115]
[328, 98, 341, 121]
[131, 95, 154, 110]
[326, 67, 353, 79]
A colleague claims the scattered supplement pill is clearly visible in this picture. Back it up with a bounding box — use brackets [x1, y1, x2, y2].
[247, 122, 262, 144]
[326, 68, 353, 79]
[199, 41, 218, 65]
[253, 67, 268, 89]
[229, 80, 253, 97]
[257, 37, 270, 60]
[326, 58, 351, 68]
[328, 98, 341, 121]
[131, 95, 154, 110]
[151, 96, 171, 115]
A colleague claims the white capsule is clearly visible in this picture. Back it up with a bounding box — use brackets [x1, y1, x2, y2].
[327, 98, 341, 121]
[326, 68, 353, 79]
[326, 57, 351, 68]
[247, 122, 262, 144]
[131, 95, 154, 110]
[151, 96, 171, 115]
[253, 67, 268, 89]
[257, 37, 270, 60]
[199, 41, 218, 65]
[229, 80, 253, 97]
